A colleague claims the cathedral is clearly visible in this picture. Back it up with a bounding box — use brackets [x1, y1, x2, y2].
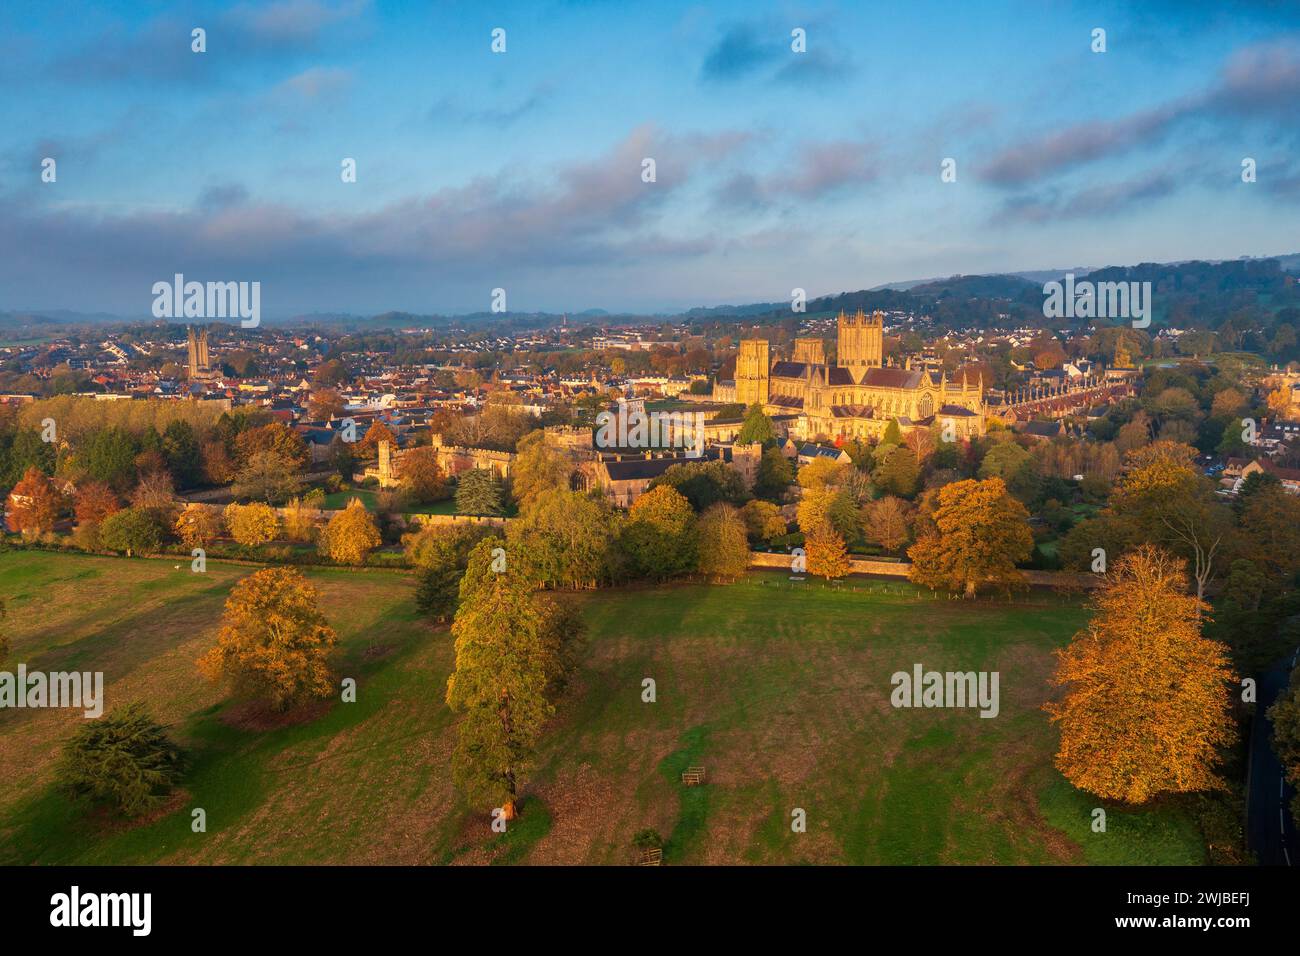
[717, 310, 986, 442]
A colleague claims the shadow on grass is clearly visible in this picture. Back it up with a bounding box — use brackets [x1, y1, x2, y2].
[656, 724, 713, 863]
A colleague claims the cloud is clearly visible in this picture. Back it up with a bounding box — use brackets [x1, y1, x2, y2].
[979, 108, 1183, 187]
[701, 23, 782, 81]
[700, 20, 849, 86]
[3, 108, 158, 178]
[993, 169, 1183, 224]
[428, 82, 555, 126]
[714, 137, 880, 209]
[46, 1, 368, 85]
[226, 0, 370, 45]
[274, 66, 353, 100]
[978, 37, 1300, 187]
[0, 125, 750, 313]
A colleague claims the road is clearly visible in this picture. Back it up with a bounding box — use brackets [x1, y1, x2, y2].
[1246, 646, 1299, 866]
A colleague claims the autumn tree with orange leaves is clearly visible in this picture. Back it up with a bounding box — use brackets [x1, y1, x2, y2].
[805, 524, 851, 580]
[199, 567, 338, 711]
[1046, 545, 1236, 804]
[318, 498, 382, 564]
[8, 466, 62, 536]
[907, 477, 1033, 597]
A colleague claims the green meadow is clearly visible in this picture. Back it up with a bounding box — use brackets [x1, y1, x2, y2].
[0, 551, 1205, 865]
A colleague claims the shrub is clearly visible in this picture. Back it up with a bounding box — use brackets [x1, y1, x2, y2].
[57, 703, 184, 818]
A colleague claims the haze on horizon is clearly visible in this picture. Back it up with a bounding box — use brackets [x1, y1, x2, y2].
[2, 0, 1298, 319]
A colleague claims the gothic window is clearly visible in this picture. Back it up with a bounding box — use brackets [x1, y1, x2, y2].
[918, 392, 934, 418]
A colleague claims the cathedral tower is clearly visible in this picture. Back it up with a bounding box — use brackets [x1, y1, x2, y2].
[735, 338, 770, 407]
[792, 337, 825, 366]
[836, 310, 883, 383]
[186, 326, 212, 380]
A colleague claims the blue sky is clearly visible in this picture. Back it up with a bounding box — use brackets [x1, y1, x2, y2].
[1, 0, 1298, 318]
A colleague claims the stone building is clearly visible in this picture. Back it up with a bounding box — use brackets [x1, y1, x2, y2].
[717, 310, 986, 442]
[186, 326, 217, 381]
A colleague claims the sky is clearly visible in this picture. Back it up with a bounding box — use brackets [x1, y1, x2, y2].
[1, 0, 1298, 319]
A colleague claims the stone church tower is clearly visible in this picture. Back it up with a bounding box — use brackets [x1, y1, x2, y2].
[792, 338, 825, 365]
[735, 339, 770, 407]
[187, 326, 213, 380]
[836, 309, 883, 383]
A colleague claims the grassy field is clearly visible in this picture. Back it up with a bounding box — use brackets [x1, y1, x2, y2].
[0, 551, 1207, 865]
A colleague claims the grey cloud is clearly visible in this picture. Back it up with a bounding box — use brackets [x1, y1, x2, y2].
[978, 37, 1300, 187]
[993, 169, 1182, 224]
[0, 125, 746, 312]
[714, 138, 880, 209]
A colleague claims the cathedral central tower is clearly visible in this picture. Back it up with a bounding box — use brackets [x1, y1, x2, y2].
[836, 309, 883, 383]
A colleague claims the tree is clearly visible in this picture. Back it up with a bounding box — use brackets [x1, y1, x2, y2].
[1109, 442, 1230, 602]
[1045, 546, 1236, 804]
[235, 422, 309, 471]
[861, 495, 912, 552]
[357, 420, 396, 455]
[329, 434, 356, 482]
[754, 445, 794, 501]
[736, 403, 776, 445]
[406, 523, 502, 622]
[82, 427, 139, 491]
[319, 498, 382, 564]
[978, 442, 1040, 504]
[797, 456, 849, 492]
[307, 388, 346, 420]
[223, 501, 280, 547]
[232, 448, 301, 504]
[455, 467, 505, 516]
[445, 541, 565, 818]
[397, 446, 448, 504]
[622, 485, 697, 579]
[199, 567, 339, 711]
[507, 489, 620, 588]
[1266, 386, 1292, 416]
[1238, 484, 1300, 585]
[161, 419, 202, 488]
[313, 358, 351, 387]
[510, 431, 573, 511]
[908, 477, 1033, 597]
[281, 494, 322, 543]
[0, 427, 55, 487]
[200, 438, 236, 485]
[881, 418, 904, 446]
[56, 702, 184, 818]
[741, 498, 787, 544]
[8, 466, 61, 535]
[873, 445, 920, 498]
[1271, 673, 1300, 827]
[796, 486, 858, 541]
[174, 504, 221, 548]
[0, 597, 8, 665]
[98, 507, 162, 556]
[130, 468, 179, 527]
[649, 459, 747, 512]
[74, 480, 121, 526]
[806, 524, 851, 580]
[696, 502, 749, 579]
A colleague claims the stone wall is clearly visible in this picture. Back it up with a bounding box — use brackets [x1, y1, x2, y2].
[747, 550, 1100, 590]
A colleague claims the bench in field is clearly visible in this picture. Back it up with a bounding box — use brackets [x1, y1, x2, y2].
[681, 766, 706, 786]
[637, 848, 663, 866]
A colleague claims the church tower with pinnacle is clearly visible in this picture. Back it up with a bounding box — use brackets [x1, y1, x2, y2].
[836, 309, 883, 383]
